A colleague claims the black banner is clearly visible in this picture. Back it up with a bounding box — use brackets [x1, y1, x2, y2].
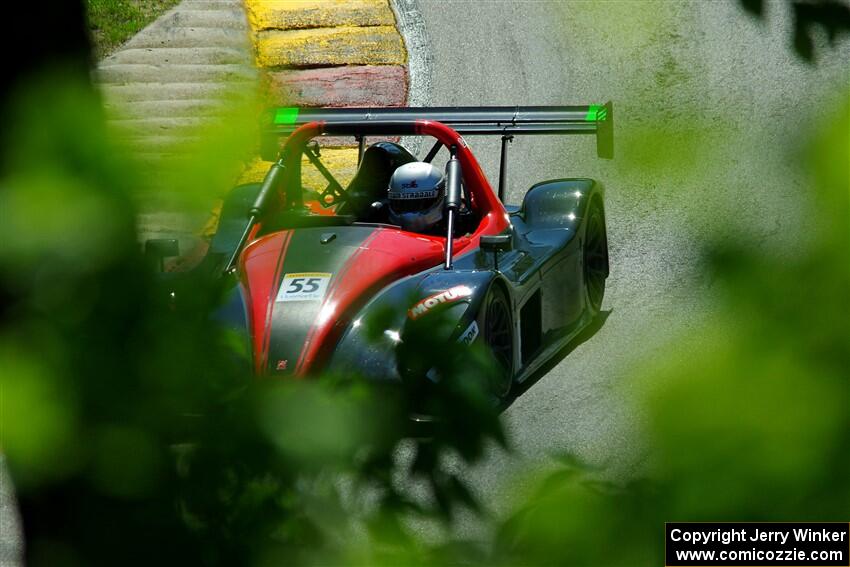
[666, 523, 849, 566]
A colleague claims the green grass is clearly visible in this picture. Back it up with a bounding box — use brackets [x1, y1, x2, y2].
[85, 0, 180, 59]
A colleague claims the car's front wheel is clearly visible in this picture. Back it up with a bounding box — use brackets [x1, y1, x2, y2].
[479, 284, 514, 399]
[583, 199, 609, 315]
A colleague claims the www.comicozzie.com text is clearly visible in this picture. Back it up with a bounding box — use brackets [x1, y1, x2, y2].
[670, 527, 848, 546]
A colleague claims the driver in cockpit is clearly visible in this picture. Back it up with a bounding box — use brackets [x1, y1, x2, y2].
[386, 162, 446, 234]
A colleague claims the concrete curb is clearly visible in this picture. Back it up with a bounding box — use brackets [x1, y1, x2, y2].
[239, 0, 419, 185]
[255, 25, 405, 67]
[243, 0, 408, 109]
[246, 0, 394, 28]
[97, 0, 256, 159]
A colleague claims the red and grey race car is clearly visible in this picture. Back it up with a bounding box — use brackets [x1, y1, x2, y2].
[152, 105, 613, 403]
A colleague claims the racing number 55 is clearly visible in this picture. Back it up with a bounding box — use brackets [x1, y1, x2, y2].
[276, 272, 332, 302]
[287, 277, 321, 294]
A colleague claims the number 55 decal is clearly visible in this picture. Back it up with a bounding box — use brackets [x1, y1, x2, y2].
[276, 272, 332, 302]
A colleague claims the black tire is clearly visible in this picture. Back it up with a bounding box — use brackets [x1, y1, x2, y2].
[583, 200, 609, 315]
[479, 284, 514, 398]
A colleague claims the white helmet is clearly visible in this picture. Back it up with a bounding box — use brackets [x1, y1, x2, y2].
[387, 162, 445, 232]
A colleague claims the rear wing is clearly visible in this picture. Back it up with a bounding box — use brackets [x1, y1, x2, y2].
[260, 103, 614, 161]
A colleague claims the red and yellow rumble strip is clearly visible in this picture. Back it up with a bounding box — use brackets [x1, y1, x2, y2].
[239, 0, 410, 185]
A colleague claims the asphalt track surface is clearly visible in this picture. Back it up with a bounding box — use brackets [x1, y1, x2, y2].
[414, 0, 849, 516]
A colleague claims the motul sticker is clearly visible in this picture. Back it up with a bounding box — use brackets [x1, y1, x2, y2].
[408, 285, 472, 319]
[276, 272, 332, 302]
[457, 320, 479, 345]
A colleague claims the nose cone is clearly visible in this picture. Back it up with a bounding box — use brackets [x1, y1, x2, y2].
[240, 225, 452, 376]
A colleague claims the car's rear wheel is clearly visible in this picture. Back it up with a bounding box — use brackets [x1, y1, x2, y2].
[480, 284, 514, 399]
[583, 200, 609, 315]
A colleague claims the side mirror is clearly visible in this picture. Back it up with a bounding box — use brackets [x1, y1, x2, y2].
[480, 234, 512, 252]
[480, 234, 512, 271]
[145, 238, 179, 272]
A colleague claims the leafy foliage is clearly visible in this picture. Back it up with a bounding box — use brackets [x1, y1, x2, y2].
[0, 67, 506, 567]
[740, 0, 850, 61]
